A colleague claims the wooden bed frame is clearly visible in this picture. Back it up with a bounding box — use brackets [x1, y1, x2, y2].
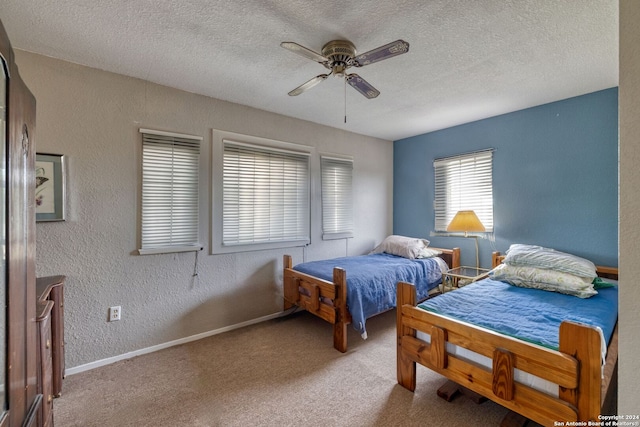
[283, 247, 460, 353]
[396, 251, 618, 426]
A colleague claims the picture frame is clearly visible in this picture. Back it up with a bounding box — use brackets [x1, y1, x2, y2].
[35, 153, 66, 222]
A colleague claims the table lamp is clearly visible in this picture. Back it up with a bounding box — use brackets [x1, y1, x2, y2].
[447, 210, 485, 268]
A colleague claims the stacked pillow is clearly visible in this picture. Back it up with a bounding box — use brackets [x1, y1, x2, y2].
[369, 235, 442, 260]
[489, 244, 598, 298]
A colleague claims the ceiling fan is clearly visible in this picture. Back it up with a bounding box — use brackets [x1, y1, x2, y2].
[280, 39, 410, 99]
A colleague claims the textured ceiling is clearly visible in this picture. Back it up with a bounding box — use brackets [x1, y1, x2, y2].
[0, 0, 618, 141]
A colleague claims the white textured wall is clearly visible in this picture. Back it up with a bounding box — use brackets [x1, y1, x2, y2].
[619, 0, 640, 413]
[15, 51, 393, 369]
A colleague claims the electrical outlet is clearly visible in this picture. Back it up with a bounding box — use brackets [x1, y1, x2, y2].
[109, 305, 121, 322]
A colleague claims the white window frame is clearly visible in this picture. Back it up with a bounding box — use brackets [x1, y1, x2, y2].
[211, 130, 311, 254]
[434, 149, 494, 232]
[321, 155, 353, 240]
[138, 128, 203, 255]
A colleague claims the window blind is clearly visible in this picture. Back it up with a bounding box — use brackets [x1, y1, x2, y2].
[321, 156, 353, 239]
[434, 149, 494, 232]
[139, 129, 201, 254]
[223, 140, 310, 246]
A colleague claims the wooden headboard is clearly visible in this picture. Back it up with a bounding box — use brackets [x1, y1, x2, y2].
[433, 247, 460, 270]
[491, 251, 619, 280]
[491, 251, 506, 268]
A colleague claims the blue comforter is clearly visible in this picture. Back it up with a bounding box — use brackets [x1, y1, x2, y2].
[419, 278, 618, 350]
[293, 253, 444, 338]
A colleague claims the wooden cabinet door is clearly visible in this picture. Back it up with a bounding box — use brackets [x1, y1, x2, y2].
[0, 17, 39, 427]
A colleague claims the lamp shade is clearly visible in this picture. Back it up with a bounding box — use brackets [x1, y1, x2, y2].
[446, 210, 485, 233]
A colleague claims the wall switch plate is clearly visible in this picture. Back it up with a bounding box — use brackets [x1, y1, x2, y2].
[109, 305, 121, 321]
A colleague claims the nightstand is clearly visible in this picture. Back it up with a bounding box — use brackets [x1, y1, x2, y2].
[441, 266, 490, 292]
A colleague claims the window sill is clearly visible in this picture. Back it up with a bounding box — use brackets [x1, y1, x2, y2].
[138, 245, 203, 255]
[322, 232, 354, 240]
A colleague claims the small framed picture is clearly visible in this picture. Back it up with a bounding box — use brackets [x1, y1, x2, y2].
[36, 153, 66, 222]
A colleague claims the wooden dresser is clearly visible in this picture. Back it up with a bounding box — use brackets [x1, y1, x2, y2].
[36, 276, 66, 398]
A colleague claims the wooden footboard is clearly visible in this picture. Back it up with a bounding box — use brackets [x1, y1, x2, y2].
[283, 254, 349, 352]
[284, 247, 460, 353]
[396, 279, 618, 426]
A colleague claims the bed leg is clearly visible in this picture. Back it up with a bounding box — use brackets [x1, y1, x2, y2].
[333, 266, 348, 353]
[284, 299, 294, 311]
[397, 281, 417, 391]
[436, 381, 487, 404]
[398, 350, 416, 391]
[500, 411, 530, 427]
[436, 380, 460, 401]
[283, 255, 297, 311]
[333, 322, 347, 353]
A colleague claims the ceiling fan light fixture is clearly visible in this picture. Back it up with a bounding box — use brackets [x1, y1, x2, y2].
[332, 63, 347, 78]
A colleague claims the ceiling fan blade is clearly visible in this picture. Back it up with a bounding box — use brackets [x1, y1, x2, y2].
[288, 74, 330, 96]
[281, 42, 329, 64]
[353, 39, 410, 67]
[346, 74, 380, 99]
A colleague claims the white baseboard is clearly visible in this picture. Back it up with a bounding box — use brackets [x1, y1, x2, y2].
[65, 310, 288, 376]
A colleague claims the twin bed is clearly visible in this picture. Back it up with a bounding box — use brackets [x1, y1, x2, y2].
[283, 242, 460, 352]
[283, 241, 618, 426]
[397, 250, 618, 426]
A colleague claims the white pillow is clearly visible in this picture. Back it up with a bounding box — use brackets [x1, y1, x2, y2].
[416, 247, 443, 259]
[489, 263, 597, 298]
[370, 235, 431, 260]
[504, 244, 597, 279]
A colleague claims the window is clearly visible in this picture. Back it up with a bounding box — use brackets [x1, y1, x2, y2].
[221, 139, 310, 247]
[321, 155, 353, 239]
[434, 149, 494, 232]
[139, 129, 202, 254]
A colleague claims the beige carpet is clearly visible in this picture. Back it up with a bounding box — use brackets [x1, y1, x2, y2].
[53, 309, 513, 426]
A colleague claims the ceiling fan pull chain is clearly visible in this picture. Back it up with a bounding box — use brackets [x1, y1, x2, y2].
[344, 77, 347, 123]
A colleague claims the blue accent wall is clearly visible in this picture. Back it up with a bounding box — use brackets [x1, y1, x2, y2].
[393, 88, 618, 268]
